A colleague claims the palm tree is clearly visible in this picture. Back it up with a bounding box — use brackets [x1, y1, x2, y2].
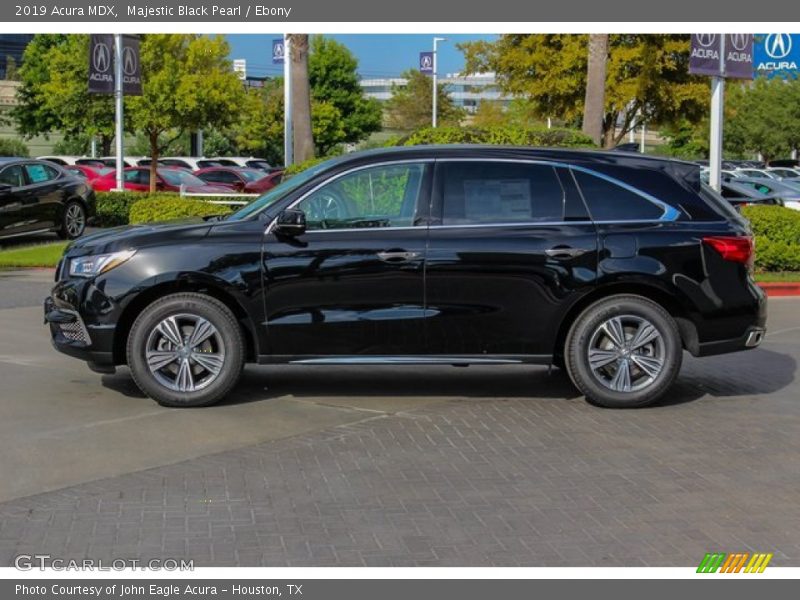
[287, 34, 314, 163]
[582, 34, 608, 147]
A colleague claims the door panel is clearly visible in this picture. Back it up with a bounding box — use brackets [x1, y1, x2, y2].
[262, 162, 431, 357]
[425, 161, 598, 357]
[0, 164, 38, 235]
[23, 163, 65, 229]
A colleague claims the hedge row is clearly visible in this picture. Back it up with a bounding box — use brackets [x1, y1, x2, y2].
[129, 197, 234, 225]
[95, 192, 234, 227]
[741, 205, 800, 272]
[396, 126, 596, 148]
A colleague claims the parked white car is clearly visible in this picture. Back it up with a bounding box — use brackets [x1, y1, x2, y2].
[145, 157, 226, 170]
[210, 156, 272, 171]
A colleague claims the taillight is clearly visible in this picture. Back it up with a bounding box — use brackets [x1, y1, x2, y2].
[703, 235, 754, 266]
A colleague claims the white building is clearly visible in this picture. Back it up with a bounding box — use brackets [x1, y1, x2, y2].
[359, 72, 510, 113]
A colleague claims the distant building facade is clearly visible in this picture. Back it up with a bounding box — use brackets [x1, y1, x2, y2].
[0, 34, 34, 79]
[359, 72, 510, 113]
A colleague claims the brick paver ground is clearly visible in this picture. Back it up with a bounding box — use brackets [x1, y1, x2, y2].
[1, 302, 798, 567]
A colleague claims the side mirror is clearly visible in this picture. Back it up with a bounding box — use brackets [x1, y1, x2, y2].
[274, 208, 306, 237]
[0, 183, 11, 193]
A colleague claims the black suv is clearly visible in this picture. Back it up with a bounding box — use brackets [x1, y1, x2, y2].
[45, 146, 766, 408]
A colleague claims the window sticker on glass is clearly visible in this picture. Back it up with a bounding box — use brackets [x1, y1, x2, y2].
[463, 179, 532, 221]
[26, 164, 50, 183]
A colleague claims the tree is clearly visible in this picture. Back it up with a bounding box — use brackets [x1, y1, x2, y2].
[459, 34, 708, 147]
[385, 69, 465, 131]
[471, 100, 507, 128]
[12, 34, 123, 155]
[12, 35, 69, 142]
[288, 34, 314, 163]
[725, 78, 800, 164]
[308, 36, 382, 149]
[582, 34, 608, 146]
[127, 34, 245, 191]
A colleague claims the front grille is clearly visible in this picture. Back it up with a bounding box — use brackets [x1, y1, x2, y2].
[58, 318, 91, 345]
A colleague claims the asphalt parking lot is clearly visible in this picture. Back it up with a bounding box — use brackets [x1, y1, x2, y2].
[1, 268, 799, 566]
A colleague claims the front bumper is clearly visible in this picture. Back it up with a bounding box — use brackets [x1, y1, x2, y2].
[44, 295, 115, 368]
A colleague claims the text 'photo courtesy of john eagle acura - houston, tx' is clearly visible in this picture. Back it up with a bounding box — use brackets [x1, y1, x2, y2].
[44, 145, 767, 409]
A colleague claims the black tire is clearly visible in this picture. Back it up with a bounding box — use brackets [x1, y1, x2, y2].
[126, 293, 245, 407]
[57, 200, 87, 240]
[564, 295, 682, 408]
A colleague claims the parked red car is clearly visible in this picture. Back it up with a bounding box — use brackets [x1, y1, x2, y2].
[194, 167, 284, 193]
[91, 167, 230, 193]
[63, 165, 115, 182]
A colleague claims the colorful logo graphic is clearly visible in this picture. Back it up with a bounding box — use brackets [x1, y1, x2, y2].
[697, 552, 773, 573]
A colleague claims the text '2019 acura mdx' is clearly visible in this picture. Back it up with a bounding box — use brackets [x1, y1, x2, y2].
[45, 146, 767, 408]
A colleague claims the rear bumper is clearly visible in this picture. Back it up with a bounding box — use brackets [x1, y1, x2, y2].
[695, 325, 766, 357]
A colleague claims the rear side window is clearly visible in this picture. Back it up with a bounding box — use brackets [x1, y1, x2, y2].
[572, 170, 664, 221]
[439, 162, 564, 225]
[24, 163, 59, 183]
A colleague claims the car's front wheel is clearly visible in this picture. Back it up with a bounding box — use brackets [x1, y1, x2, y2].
[126, 293, 245, 407]
[564, 295, 682, 408]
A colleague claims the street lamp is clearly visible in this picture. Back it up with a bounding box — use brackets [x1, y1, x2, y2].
[432, 37, 447, 128]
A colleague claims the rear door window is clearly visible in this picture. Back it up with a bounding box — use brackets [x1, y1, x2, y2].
[438, 162, 565, 225]
[24, 163, 59, 184]
[572, 169, 665, 221]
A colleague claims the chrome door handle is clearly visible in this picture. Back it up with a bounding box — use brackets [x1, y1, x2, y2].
[377, 250, 420, 263]
[545, 247, 587, 259]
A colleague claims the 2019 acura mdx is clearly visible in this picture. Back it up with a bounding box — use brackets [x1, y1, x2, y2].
[45, 146, 767, 408]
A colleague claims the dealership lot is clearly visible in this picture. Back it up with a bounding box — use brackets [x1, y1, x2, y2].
[1, 268, 799, 566]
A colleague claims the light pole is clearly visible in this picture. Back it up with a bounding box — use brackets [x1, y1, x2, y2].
[283, 34, 293, 167]
[114, 33, 124, 192]
[432, 37, 446, 128]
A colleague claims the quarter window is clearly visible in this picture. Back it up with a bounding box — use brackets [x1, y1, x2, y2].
[439, 162, 565, 225]
[296, 163, 426, 230]
[572, 170, 665, 221]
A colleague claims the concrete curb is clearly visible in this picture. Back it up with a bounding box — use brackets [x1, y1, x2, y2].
[758, 282, 800, 297]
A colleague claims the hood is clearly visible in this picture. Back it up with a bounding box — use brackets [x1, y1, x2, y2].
[65, 218, 214, 257]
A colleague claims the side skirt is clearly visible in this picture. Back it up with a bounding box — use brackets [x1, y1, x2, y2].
[256, 354, 554, 366]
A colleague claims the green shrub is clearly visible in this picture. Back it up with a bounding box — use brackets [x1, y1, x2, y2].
[284, 156, 330, 177]
[741, 205, 800, 272]
[395, 125, 596, 148]
[0, 137, 29, 157]
[96, 192, 240, 226]
[129, 197, 234, 225]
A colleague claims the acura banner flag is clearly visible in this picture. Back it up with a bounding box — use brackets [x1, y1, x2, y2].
[88, 34, 142, 95]
[88, 33, 114, 93]
[689, 33, 754, 79]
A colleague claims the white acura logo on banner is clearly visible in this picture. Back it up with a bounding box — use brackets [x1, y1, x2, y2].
[92, 42, 110, 73]
[765, 33, 792, 59]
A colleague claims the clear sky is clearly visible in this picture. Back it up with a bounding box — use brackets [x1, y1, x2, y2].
[226, 34, 498, 80]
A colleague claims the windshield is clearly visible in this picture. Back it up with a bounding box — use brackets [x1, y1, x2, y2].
[227, 157, 340, 221]
[159, 169, 206, 186]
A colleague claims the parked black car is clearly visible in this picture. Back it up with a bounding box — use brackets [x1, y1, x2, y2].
[45, 146, 766, 408]
[0, 158, 95, 241]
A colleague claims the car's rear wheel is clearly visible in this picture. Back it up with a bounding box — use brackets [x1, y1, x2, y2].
[564, 295, 682, 408]
[57, 201, 86, 239]
[126, 293, 245, 407]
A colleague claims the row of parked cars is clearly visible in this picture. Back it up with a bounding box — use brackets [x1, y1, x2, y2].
[37, 155, 284, 195]
[700, 162, 800, 210]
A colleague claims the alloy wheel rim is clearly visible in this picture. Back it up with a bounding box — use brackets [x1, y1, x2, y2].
[587, 314, 665, 393]
[65, 204, 85, 237]
[145, 313, 225, 393]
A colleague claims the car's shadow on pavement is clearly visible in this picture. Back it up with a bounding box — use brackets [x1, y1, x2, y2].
[99, 346, 796, 409]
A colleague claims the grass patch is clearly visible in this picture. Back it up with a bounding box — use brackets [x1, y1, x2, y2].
[755, 271, 800, 283]
[0, 242, 67, 269]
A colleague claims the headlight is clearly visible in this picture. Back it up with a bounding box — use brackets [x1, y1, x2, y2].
[69, 250, 136, 278]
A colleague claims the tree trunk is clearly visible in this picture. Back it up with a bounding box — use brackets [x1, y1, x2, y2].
[149, 131, 160, 193]
[288, 34, 315, 163]
[101, 136, 112, 156]
[582, 34, 609, 147]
